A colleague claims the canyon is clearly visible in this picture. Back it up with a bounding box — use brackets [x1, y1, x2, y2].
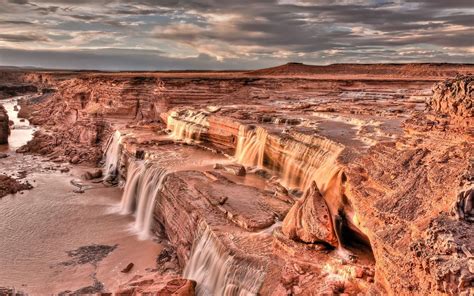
[0, 63, 472, 295]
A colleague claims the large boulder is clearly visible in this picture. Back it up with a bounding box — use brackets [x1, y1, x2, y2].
[282, 181, 338, 247]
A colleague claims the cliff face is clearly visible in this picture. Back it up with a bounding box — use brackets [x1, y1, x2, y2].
[0, 105, 9, 144]
[429, 75, 473, 128]
[2, 67, 473, 295]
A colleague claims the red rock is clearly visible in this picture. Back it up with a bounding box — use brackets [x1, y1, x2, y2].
[0, 174, 33, 198]
[282, 182, 337, 247]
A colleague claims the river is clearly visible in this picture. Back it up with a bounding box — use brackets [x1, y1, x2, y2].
[0, 97, 161, 294]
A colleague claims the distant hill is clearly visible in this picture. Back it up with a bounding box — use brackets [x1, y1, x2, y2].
[248, 62, 474, 78]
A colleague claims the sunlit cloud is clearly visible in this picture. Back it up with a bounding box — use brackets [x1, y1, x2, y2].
[0, 0, 472, 69]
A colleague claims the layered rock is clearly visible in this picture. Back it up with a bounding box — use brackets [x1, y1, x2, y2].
[116, 274, 196, 295]
[2, 66, 473, 295]
[428, 75, 473, 128]
[0, 105, 9, 144]
[282, 181, 337, 246]
[346, 134, 473, 294]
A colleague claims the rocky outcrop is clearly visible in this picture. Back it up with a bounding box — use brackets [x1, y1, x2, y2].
[429, 75, 473, 127]
[346, 137, 473, 295]
[0, 174, 33, 198]
[0, 105, 9, 144]
[116, 274, 196, 295]
[282, 181, 337, 246]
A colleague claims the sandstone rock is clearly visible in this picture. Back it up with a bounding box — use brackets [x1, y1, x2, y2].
[0, 174, 33, 198]
[70, 155, 80, 164]
[82, 169, 103, 180]
[116, 274, 196, 296]
[428, 75, 473, 128]
[223, 164, 246, 176]
[282, 181, 337, 247]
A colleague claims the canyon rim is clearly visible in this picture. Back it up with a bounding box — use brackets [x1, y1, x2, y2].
[1, 0, 473, 295]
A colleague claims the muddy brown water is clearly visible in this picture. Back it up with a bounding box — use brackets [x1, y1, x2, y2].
[0, 98, 162, 294]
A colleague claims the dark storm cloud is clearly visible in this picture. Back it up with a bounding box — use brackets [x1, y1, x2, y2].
[0, 33, 50, 42]
[7, 0, 29, 4]
[0, 20, 34, 25]
[0, 0, 472, 69]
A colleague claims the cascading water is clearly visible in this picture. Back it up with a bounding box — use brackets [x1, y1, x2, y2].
[120, 160, 168, 240]
[234, 124, 343, 192]
[103, 131, 123, 180]
[234, 126, 267, 167]
[276, 134, 343, 191]
[167, 110, 209, 142]
[120, 160, 144, 213]
[183, 224, 265, 296]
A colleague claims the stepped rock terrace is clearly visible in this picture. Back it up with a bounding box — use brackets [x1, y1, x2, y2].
[0, 63, 472, 295]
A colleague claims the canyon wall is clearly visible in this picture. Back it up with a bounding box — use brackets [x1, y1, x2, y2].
[1, 65, 473, 295]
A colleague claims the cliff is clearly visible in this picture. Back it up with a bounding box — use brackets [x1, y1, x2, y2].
[1, 67, 473, 295]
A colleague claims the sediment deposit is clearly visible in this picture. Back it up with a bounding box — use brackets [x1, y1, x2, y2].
[0, 63, 473, 295]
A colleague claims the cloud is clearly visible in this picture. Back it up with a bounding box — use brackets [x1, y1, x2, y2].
[0, 0, 473, 69]
[0, 33, 50, 42]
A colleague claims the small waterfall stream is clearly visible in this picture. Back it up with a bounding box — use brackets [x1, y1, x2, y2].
[103, 131, 123, 180]
[120, 161, 168, 240]
[183, 224, 265, 296]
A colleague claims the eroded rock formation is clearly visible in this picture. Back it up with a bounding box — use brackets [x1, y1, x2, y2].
[1, 64, 473, 295]
[282, 181, 337, 246]
[0, 174, 33, 198]
[428, 75, 473, 129]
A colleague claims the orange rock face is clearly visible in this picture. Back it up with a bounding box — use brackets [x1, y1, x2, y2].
[429, 75, 473, 128]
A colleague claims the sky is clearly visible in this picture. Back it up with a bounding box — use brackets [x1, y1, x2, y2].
[0, 0, 473, 70]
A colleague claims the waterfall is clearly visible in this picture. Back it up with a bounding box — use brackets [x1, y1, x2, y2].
[234, 126, 267, 167]
[183, 224, 265, 296]
[103, 131, 123, 180]
[167, 110, 209, 142]
[277, 134, 343, 191]
[120, 161, 168, 240]
[234, 124, 343, 192]
[120, 160, 144, 213]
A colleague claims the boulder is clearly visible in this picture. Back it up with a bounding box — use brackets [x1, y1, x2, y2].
[282, 181, 337, 247]
[82, 169, 103, 180]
